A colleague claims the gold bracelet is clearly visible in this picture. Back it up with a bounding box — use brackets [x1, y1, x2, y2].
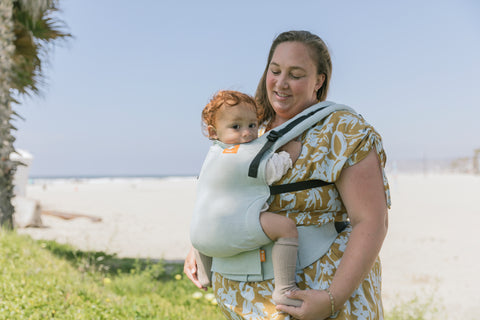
[325, 288, 335, 317]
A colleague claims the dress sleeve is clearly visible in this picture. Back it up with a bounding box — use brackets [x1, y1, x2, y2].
[302, 110, 391, 208]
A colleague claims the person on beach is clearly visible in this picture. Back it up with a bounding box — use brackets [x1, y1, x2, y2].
[185, 30, 390, 319]
[190, 90, 304, 306]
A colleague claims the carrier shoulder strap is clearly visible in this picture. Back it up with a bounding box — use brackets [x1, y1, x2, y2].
[269, 179, 333, 195]
[248, 101, 355, 194]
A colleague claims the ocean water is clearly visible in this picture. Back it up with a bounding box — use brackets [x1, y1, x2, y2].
[29, 174, 198, 186]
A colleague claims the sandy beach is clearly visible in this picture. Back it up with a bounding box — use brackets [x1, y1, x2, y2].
[17, 173, 480, 319]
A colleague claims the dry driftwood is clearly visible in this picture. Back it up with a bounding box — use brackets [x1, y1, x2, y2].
[41, 210, 102, 223]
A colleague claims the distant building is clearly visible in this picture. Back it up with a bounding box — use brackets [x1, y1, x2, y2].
[450, 157, 473, 173]
[474, 149, 480, 174]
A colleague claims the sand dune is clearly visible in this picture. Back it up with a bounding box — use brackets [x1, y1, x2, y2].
[17, 173, 480, 319]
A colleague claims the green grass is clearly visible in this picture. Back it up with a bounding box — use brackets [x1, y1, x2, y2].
[385, 294, 443, 320]
[0, 230, 442, 319]
[0, 230, 223, 319]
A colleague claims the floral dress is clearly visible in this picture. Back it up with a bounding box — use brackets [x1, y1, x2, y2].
[211, 110, 391, 319]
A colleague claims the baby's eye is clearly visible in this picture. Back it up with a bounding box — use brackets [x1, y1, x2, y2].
[231, 124, 240, 130]
[249, 123, 257, 129]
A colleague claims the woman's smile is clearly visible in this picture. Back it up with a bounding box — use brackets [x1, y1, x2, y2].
[274, 91, 291, 100]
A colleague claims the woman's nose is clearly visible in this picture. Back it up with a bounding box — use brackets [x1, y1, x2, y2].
[277, 75, 289, 89]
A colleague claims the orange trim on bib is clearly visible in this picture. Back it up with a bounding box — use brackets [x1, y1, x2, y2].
[223, 145, 240, 154]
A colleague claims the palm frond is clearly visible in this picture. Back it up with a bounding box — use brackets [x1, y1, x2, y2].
[10, 0, 72, 96]
[17, 0, 54, 21]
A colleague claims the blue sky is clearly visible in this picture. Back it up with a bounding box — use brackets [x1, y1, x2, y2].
[13, 0, 480, 177]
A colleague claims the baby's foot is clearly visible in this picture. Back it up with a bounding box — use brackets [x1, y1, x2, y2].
[272, 286, 302, 307]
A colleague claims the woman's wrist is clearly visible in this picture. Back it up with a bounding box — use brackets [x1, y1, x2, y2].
[324, 288, 336, 317]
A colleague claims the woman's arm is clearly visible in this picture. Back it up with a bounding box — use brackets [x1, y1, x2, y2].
[329, 148, 388, 307]
[277, 149, 388, 319]
[184, 246, 208, 291]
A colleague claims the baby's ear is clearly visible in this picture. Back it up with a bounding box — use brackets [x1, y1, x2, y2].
[207, 125, 218, 140]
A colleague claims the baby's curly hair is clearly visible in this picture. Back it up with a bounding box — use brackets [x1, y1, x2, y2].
[201, 90, 259, 136]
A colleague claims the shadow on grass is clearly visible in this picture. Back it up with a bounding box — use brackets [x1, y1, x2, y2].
[36, 239, 184, 280]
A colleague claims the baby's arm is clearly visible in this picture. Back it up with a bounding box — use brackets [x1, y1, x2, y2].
[265, 139, 302, 185]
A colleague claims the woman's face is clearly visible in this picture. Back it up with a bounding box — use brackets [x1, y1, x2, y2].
[266, 41, 325, 124]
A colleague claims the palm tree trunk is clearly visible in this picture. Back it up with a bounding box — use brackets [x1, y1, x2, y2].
[0, 0, 17, 229]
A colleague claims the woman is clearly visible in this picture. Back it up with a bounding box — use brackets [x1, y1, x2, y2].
[185, 30, 390, 319]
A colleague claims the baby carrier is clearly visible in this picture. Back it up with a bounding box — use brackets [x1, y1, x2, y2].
[190, 101, 355, 281]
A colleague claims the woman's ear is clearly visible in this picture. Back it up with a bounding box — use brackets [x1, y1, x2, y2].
[315, 74, 326, 92]
[207, 125, 218, 140]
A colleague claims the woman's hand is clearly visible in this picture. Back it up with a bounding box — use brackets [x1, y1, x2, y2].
[276, 289, 332, 320]
[183, 246, 207, 291]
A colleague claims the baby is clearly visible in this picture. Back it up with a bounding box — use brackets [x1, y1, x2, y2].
[192, 90, 302, 307]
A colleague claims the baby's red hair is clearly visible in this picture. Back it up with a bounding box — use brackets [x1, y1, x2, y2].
[201, 90, 258, 135]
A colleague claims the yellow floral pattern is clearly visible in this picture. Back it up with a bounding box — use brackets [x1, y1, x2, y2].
[212, 110, 391, 319]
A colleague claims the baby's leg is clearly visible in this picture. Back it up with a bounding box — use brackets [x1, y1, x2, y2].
[260, 212, 302, 307]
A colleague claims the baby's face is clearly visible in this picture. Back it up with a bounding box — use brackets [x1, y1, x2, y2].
[211, 103, 259, 144]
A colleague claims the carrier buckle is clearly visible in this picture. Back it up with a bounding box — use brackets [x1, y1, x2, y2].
[267, 130, 280, 142]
